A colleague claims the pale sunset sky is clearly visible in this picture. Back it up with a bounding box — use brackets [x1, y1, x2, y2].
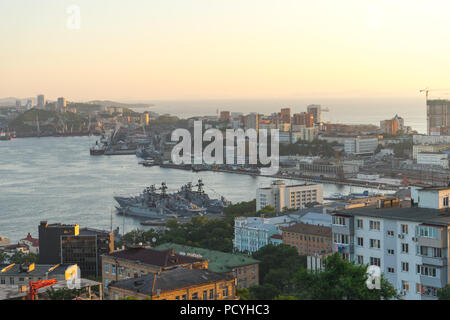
[1, 0, 449, 101]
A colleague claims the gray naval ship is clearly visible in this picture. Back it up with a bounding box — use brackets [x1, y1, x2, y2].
[114, 180, 230, 219]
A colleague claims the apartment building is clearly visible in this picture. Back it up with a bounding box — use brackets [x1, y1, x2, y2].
[332, 188, 450, 300]
[101, 247, 208, 290]
[256, 180, 323, 212]
[233, 216, 300, 253]
[108, 267, 237, 300]
[282, 222, 332, 256]
[155, 243, 260, 289]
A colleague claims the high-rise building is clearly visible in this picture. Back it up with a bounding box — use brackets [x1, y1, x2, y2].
[380, 114, 404, 135]
[57, 97, 67, 110]
[15, 100, 21, 108]
[37, 95, 45, 109]
[293, 112, 314, 127]
[38, 222, 114, 277]
[280, 108, 291, 124]
[307, 104, 322, 124]
[220, 111, 231, 122]
[244, 113, 259, 131]
[427, 99, 450, 136]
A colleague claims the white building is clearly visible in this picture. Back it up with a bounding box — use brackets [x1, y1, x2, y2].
[413, 145, 450, 160]
[416, 152, 449, 169]
[344, 137, 379, 155]
[233, 216, 299, 253]
[332, 187, 450, 300]
[256, 180, 323, 212]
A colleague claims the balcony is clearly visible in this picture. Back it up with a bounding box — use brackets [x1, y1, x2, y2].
[421, 256, 446, 267]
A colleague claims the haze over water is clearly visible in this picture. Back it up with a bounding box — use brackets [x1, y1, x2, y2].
[133, 97, 428, 133]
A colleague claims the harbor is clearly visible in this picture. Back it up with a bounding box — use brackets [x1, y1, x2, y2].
[0, 136, 395, 242]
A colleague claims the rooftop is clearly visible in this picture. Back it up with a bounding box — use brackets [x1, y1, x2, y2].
[20, 233, 39, 247]
[103, 247, 204, 268]
[154, 243, 260, 273]
[0, 264, 70, 277]
[109, 267, 233, 296]
[282, 222, 332, 237]
[336, 206, 450, 226]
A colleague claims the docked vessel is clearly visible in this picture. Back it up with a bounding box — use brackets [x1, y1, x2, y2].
[0, 132, 11, 141]
[114, 180, 230, 219]
[90, 141, 105, 156]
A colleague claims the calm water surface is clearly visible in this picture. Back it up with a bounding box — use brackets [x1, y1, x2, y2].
[0, 136, 389, 242]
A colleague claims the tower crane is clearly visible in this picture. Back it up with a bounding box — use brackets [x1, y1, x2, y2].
[420, 88, 450, 101]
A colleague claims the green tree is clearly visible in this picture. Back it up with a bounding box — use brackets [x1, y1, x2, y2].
[0, 251, 7, 264]
[248, 284, 280, 300]
[47, 287, 82, 300]
[438, 285, 450, 300]
[292, 253, 399, 300]
[252, 244, 306, 293]
[9, 252, 39, 265]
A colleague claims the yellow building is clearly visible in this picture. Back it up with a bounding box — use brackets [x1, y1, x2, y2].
[108, 267, 237, 300]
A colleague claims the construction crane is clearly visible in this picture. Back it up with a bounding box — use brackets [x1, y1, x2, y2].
[420, 88, 450, 101]
[27, 279, 58, 300]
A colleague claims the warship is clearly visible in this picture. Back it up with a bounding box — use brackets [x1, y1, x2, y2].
[114, 179, 230, 219]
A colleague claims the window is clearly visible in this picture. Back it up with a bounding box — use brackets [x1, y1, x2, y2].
[387, 230, 394, 236]
[111, 265, 116, 275]
[203, 291, 208, 300]
[357, 219, 363, 229]
[209, 289, 214, 300]
[401, 243, 409, 254]
[402, 281, 409, 292]
[401, 224, 408, 234]
[223, 286, 229, 297]
[401, 262, 409, 272]
[105, 263, 109, 274]
[369, 221, 380, 231]
[357, 255, 364, 264]
[333, 233, 349, 244]
[387, 249, 394, 255]
[118, 266, 123, 277]
[370, 257, 381, 267]
[0, 278, 4, 285]
[416, 265, 437, 277]
[182, 294, 187, 300]
[357, 237, 364, 247]
[387, 267, 395, 273]
[444, 197, 449, 207]
[332, 216, 346, 226]
[105, 279, 109, 287]
[192, 292, 198, 300]
[416, 226, 438, 239]
[370, 239, 380, 249]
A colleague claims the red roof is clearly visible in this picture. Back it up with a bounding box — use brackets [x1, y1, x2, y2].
[20, 233, 39, 247]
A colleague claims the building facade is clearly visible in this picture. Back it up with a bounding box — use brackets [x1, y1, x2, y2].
[256, 180, 323, 212]
[101, 247, 207, 290]
[332, 188, 450, 300]
[108, 267, 237, 300]
[282, 222, 332, 256]
[344, 137, 379, 155]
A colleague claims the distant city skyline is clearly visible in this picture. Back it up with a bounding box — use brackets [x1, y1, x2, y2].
[1, 1, 450, 101]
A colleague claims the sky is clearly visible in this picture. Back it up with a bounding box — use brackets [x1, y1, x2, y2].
[1, 0, 450, 102]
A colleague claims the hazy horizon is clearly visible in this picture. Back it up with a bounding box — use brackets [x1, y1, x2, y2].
[2, 1, 450, 102]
